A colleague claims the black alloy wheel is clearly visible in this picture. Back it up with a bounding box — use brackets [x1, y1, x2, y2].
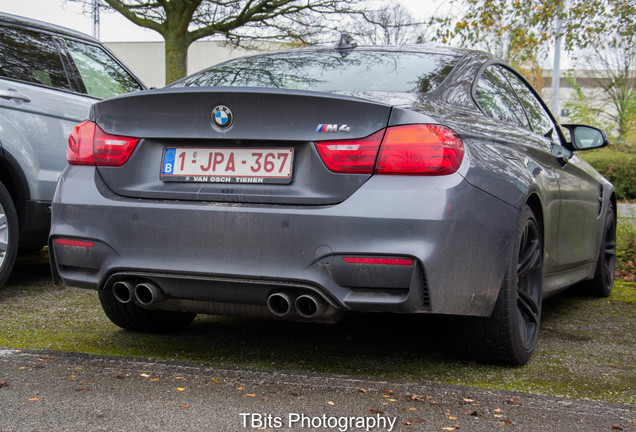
[584, 205, 616, 297]
[463, 205, 543, 365]
[514, 210, 542, 353]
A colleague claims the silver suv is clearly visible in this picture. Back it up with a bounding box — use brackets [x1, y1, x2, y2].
[0, 13, 145, 287]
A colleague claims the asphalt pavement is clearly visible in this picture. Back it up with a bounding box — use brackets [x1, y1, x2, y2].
[0, 348, 633, 432]
[618, 203, 635, 218]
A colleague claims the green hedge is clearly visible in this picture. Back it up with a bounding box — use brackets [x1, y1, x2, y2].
[582, 150, 636, 201]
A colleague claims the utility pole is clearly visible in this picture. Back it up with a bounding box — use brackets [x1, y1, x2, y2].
[92, 0, 100, 40]
[550, 0, 565, 118]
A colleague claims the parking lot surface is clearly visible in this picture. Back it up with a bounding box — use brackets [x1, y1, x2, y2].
[0, 348, 634, 431]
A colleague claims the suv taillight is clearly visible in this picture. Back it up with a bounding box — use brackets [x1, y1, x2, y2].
[315, 124, 464, 175]
[68, 120, 140, 166]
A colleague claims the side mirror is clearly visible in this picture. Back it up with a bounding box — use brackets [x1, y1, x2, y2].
[561, 124, 609, 151]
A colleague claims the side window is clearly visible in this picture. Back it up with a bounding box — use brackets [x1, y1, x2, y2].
[64, 39, 142, 99]
[475, 66, 530, 129]
[499, 67, 560, 144]
[0, 26, 71, 90]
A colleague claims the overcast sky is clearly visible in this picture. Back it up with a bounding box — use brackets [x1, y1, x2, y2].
[1, 0, 435, 42]
[2, 0, 568, 69]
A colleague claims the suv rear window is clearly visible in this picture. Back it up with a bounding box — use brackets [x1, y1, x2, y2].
[174, 50, 459, 94]
[65, 39, 143, 99]
[0, 26, 71, 90]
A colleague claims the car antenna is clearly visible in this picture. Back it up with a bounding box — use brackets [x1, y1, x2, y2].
[334, 33, 358, 51]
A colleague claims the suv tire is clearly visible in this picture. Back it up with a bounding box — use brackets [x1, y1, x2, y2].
[0, 181, 18, 288]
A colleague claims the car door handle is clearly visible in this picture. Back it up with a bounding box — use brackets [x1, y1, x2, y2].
[0, 89, 31, 103]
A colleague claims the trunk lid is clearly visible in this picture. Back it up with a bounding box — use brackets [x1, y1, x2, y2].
[93, 87, 393, 205]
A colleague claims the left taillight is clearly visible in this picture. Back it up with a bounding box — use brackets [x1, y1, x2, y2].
[68, 120, 140, 166]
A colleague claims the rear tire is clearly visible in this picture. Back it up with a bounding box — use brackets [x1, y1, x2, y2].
[583, 205, 616, 297]
[0, 181, 18, 289]
[463, 205, 543, 365]
[99, 288, 196, 333]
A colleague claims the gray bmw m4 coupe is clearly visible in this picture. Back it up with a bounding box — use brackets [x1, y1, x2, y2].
[49, 44, 616, 365]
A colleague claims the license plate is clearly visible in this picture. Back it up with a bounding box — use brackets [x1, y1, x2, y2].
[160, 147, 294, 184]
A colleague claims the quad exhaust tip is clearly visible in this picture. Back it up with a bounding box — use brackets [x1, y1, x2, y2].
[134, 281, 165, 305]
[266, 292, 292, 317]
[112, 281, 134, 304]
[295, 294, 327, 318]
[266, 292, 330, 320]
[112, 280, 165, 306]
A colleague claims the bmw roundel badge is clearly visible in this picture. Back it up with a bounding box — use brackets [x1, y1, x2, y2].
[212, 105, 233, 129]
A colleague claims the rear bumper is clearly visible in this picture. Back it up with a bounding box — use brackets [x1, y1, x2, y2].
[49, 167, 518, 317]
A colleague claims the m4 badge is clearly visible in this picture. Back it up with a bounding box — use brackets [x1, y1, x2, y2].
[316, 124, 351, 133]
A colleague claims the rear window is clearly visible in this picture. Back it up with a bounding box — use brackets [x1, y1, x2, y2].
[65, 40, 143, 99]
[173, 50, 459, 94]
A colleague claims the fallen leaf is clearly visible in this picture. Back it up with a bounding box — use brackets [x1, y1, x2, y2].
[75, 388, 90, 392]
[18, 367, 26, 370]
[75, 367, 82, 370]
[441, 427, 457, 431]
[28, 398, 40, 402]
[37, 356, 54, 361]
[502, 418, 512, 425]
[407, 418, 424, 424]
[388, 398, 398, 402]
[369, 409, 384, 414]
[382, 395, 390, 398]
[179, 405, 190, 409]
[151, 378, 160, 382]
[245, 394, 256, 397]
[462, 397, 475, 403]
[383, 389, 394, 394]
[236, 386, 244, 390]
[402, 421, 412, 426]
[505, 397, 522, 405]
[289, 392, 300, 397]
[140, 373, 150, 378]
[464, 410, 480, 417]
[116, 375, 127, 380]
[176, 388, 186, 392]
[0, 382, 8, 388]
[327, 401, 335, 406]
[406, 408, 417, 411]
[359, 388, 368, 393]
[175, 376, 183, 379]
[612, 425, 623, 431]
[210, 378, 220, 383]
[494, 408, 503, 413]
[494, 414, 504, 418]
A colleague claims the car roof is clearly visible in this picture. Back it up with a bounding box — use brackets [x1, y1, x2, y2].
[0, 12, 98, 43]
[251, 43, 476, 58]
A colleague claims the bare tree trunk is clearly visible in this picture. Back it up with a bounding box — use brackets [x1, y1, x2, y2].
[165, 33, 189, 85]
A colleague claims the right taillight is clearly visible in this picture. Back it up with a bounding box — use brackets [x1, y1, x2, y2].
[375, 124, 464, 175]
[68, 120, 140, 166]
[315, 124, 464, 176]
